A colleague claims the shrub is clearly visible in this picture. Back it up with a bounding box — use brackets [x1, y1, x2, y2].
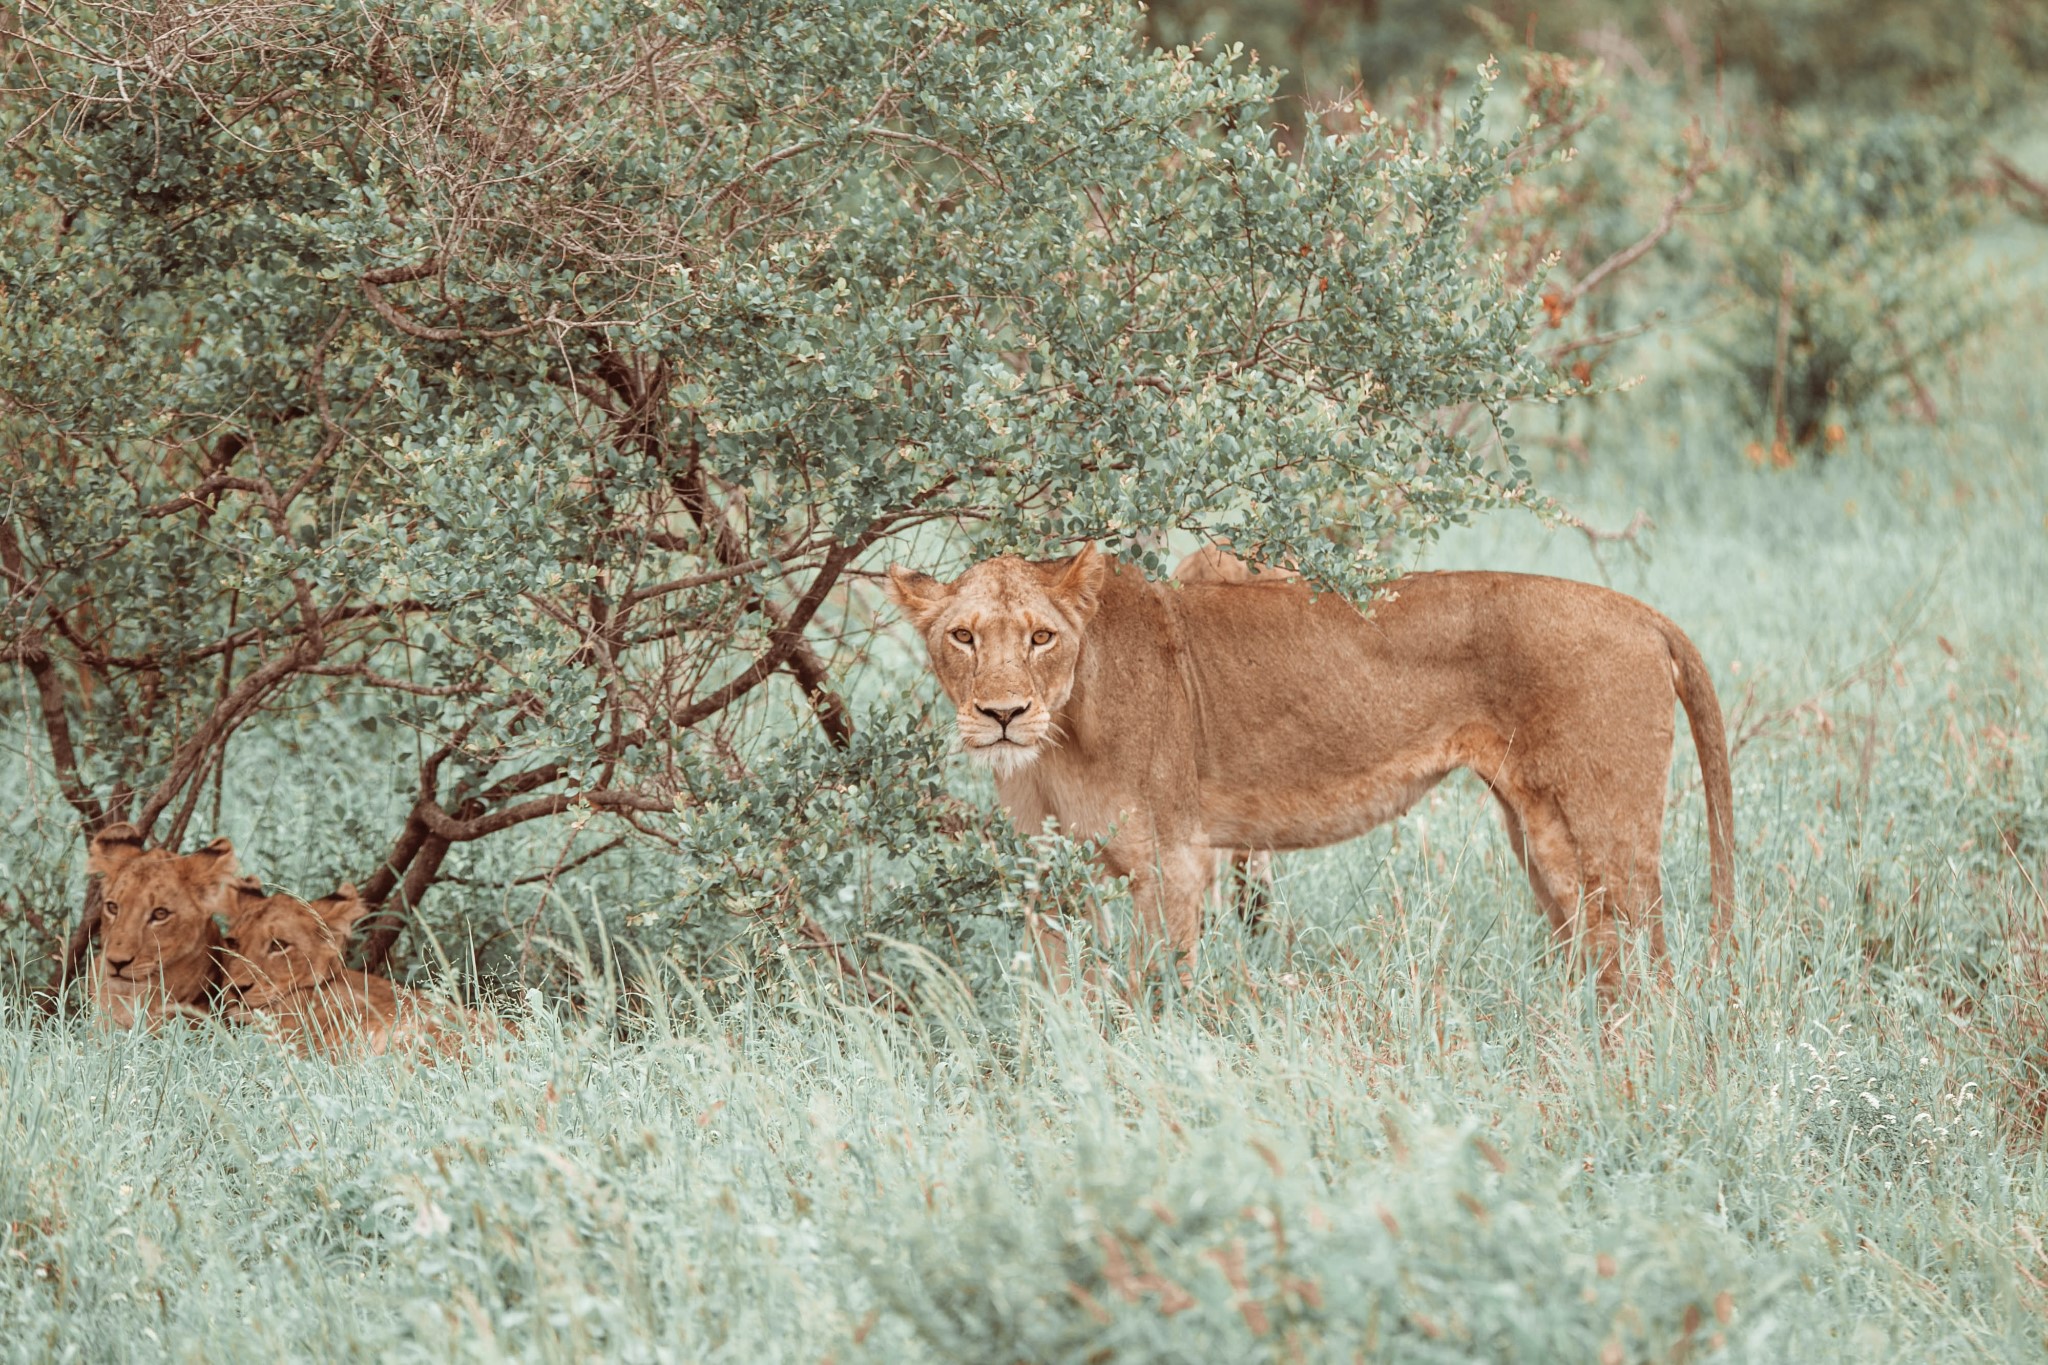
[1, 0, 1562, 992]
[1708, 112, 1991, 456]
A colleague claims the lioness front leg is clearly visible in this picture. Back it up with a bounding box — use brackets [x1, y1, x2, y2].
[1024, 896, 1121, 996]
[1123, 843, 1215, 985]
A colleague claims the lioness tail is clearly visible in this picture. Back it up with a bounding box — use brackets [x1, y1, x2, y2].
[1660, 620, 1737, 961]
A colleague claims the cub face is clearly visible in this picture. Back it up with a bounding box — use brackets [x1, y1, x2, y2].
[885, 545, 1105, 776]
[88, 823, 241, 1025]
[222, 885, 369, 1004]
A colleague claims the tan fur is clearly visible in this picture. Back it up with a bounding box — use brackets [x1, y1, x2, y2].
[222, 884, 477, 1061]
[1172, 546, 1297, 922]
[888, 545, 1736, 996]
[87, 823, 240, 1027]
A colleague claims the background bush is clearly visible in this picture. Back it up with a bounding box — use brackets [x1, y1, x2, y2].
[1710, 112, 1992, 454]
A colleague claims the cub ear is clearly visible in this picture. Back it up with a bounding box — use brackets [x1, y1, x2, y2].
[179, 838, 242, 917]
[225, 874, 267, 913]
[189, 836, 240, 879]
[885, 564, 954, 631]
[313, 888, 372, 941]
[87, 823, 147, 878]
[1047, 543, 1106, 626]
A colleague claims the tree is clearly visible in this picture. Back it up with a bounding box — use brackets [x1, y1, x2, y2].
[2, 0, 1557, 995]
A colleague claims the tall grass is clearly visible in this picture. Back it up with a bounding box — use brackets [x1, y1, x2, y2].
[4, 257, 2047, 1365]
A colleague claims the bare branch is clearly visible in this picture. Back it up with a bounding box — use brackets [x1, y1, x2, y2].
[1557, 125, 1712, 312]
[417, 787, 677, 842]
[1991, 153, 2048, 224]
[301, 663, 484, 697]
[1, 522, 104, 827]
[359, 255, 541, 342]
[620, 557, 784, 608]
[670, 530, 880, 732]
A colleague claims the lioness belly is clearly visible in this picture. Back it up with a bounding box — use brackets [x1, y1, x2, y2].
[1199, 751, 1458, 852]
[1178, 570, 1678, 858]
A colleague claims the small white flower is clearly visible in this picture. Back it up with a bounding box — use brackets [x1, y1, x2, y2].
[412, 1201, 452, 1238]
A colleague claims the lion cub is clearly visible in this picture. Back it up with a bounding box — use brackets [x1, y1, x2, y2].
[87, 823, 242, 1027]
[222, 883, 476, 1061]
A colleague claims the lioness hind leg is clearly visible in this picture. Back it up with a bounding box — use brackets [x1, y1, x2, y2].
[1489, 789, 1571, 936]
[1214, 849, 1274, 928]
[1577, 818, 1670, 987]
[1486, 780, 1627, 1000]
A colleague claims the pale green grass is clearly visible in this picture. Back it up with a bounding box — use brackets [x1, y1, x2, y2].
[5, 281, 2048, 1364]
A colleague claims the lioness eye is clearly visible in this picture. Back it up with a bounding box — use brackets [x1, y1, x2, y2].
[268, 939, 289, 955]
[949, 628, 974, 645]
[102, 902, 119, 920]
[1031, 629, 1055, 646]
[149, 906, 170, 923]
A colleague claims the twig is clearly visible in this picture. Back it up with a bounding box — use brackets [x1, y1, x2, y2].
[1563, 508, 1653, 549]
[1556, 509, 1652, 585]
[2, 893, 58, 947]
[1990, 153, 2048, 224]
[359, 256, 541, 342]
[1770, 252, 1795, 455]
[1557, 126, 1711, 311]
[798, 915, 910, 1016]
[437, 838, 628, 888]
[1880, 313, 1940, 426]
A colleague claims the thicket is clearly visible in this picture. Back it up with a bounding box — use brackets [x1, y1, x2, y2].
[1, 0, 1572, 998]
[4, 0, 2042, 998]
[1149, 0, 2045, 455]
[1146, 0, 2048, 114]
[1711, 112, 1991, 457]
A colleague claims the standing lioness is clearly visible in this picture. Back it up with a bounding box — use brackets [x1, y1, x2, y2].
[887, 545, 1735, 995]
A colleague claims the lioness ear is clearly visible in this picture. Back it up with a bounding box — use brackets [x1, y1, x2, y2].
[87, 823, 147, 878]
[885, 564, 953, 631]
[1047, 543, 1106, 626]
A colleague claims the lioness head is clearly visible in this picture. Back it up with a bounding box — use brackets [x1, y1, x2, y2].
[886, 544, 1106, 775]
[223, 884, 369, 1004]
[88, 823, 241, 1025]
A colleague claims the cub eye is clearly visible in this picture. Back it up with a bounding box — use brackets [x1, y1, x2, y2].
[949, 628, 974, 645]
[268, 939, 290, 956]
[102, 902, 119, 920]
[1031, 628, 1055, 646]
[148, 906, 171, 924]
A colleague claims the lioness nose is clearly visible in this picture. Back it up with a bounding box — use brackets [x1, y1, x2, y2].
[106, 955, 133, 975]
[976, 702, 1030, 728]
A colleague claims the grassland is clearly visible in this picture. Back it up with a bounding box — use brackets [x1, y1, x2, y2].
[4, 260, 2048, 1363]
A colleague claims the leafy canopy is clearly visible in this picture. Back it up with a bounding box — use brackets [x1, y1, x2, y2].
[3, 0, 1557, 972]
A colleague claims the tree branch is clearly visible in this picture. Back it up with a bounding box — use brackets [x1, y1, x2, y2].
[669, 532, 875, 732]
[416, 787, 677, 842]
[1, 522, 104, 828]
[359, 255, 540, 342]
[1558, 126, 1711, 312]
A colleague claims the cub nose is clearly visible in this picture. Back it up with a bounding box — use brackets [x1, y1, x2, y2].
[976, 702, 1030, 728]
[106, 954, 133, 976]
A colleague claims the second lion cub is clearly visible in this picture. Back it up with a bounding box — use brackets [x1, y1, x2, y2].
[223, 882, 478, 1061]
